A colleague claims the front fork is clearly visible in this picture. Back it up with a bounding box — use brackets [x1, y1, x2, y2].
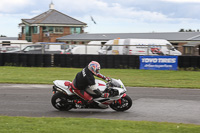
[114, 93, 127, 105]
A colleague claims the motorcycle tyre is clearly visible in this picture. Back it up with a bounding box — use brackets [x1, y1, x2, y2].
[110, 95, 132, 111]
[51, 92, 73, 111]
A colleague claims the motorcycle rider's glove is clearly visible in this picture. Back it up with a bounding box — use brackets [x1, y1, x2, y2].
[105, 77, 111, 82]
[101, 93, 109, 98]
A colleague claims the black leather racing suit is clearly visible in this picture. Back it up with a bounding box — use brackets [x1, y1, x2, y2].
[72, 66, 107, 101]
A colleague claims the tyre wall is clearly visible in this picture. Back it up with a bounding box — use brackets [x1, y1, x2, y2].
[53, 54, 140, 68]
[0, 53, 51, 67]
[0, 53, 200, 69]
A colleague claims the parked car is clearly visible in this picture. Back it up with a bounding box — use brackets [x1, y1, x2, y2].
[0, 46, 20, 53]
[18, 44, 75, 54]
[19, 45, 59, 54]
[61, 45, 77, 54]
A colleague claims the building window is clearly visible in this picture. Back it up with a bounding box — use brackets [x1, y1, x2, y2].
[42, 26, 63, 34]
[21, 27, 25, 34]
[43, 26, 48, 32]
[70, 27, 81, 34]
[48, 26, 54, 33]
[43, 26, 53, 34]
[54, 27, 63, 33]
[184, 47, 192, 54]
[33, 26, 38, 34]
[25, 25, 32, 42]
[25, 25, 31, 36]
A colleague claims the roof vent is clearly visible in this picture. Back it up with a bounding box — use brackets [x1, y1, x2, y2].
[49, 1, 54, 9]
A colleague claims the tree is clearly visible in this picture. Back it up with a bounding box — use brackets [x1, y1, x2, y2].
[179, 29, 199, 32]
[0, 35, 6, 37]
[179, 29, 185, 32]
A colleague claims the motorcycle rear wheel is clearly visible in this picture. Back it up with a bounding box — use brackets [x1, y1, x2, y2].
[51, 92, 73, 111]
[110, 95, 132, 111]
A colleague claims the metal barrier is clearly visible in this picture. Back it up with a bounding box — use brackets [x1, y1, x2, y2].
[0, 42, 181, 55]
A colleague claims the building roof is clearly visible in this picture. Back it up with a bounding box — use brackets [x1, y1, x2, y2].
[57, 32, 200, 42]
[22, 9, 87, 26]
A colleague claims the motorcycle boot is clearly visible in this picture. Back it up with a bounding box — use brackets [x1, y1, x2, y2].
[72, 83, 93, 102]
[74, 100, 84, 108]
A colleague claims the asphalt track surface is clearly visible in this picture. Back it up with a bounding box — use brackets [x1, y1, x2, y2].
[0, 84, 200, 124]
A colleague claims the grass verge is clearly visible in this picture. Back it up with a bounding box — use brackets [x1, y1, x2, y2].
[0, 66, 199, 88]
[0, 116, 200, 133]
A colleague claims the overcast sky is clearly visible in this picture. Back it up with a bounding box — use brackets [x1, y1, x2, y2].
[1, 0, 200, 37]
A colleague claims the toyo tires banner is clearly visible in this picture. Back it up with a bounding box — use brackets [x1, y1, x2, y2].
[140, 56, 178, 70]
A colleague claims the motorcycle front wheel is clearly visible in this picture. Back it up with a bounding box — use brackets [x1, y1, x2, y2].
[51, 92, 73, 111]
[110, 95, 132, 111]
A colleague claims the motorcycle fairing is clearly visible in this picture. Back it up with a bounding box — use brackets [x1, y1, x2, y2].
[94, 79, 106, 91]
[53, 80, 74, 96]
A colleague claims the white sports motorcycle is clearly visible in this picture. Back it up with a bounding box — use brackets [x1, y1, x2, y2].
[51, 78, 132, 111]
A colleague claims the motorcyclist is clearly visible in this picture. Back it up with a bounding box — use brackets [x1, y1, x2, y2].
[72, 61, 110, 103]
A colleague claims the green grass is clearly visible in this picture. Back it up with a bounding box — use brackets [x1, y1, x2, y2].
[0, 67, 200, 132]
[0, 116, 200, 133]
[0, 66, 199, 88]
